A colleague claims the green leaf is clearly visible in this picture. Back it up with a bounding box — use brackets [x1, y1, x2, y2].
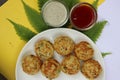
[21, 0, 49, 33]
[38, 0, 79, 11]
[81, 21, 108, 42]
[7, 19, 36, 41]
[92, 0, 99, 9]
[102, 52, 111, 58]
[38, 0, 48, 11]
[62, 0, 79, 10]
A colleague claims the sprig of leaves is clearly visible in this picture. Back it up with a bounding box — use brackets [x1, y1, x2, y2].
[22, 0, 49, 33]
[38, 0, 79, 11]
[7, 19, 36, 41]
[92, 0, 99, 9]
[81, 21, 108, 42]
[102, 52, 111, 58]
[38, 0, 48, 11]
[61, 0, 79, 10]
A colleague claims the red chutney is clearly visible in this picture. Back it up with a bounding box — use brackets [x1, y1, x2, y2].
[70, 3, 97, 30]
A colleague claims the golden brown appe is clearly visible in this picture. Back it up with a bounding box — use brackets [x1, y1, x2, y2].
[54, 36, 74, 56]
[35, 40, 54, 60]
[41, 59, 61, 79]
[22, 55, 41, 75]
[81, 59, 102, 79]
[61, 55, 80, 75]
[74, 41, 94, 60]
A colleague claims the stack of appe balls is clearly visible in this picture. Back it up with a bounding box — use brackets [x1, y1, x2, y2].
[21, 36, 102, 80]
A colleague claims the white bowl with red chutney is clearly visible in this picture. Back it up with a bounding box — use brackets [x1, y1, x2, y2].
[70, 3, 97, 30]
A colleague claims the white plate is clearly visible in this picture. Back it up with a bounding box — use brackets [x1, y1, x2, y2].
[16, 28, 105, 80]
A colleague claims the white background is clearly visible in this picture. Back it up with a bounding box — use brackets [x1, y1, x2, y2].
[97, 0, 120, 80]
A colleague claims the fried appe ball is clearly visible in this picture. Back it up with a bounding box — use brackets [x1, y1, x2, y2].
[61, 55, 80, 75]
[75, 41, 94, 60]
[35, 40, 54, 60]
[22, 55, 41, 75]
[41, 59, 61, 79]
[81, 59, 102, 79]
[54, 36, 74, 56]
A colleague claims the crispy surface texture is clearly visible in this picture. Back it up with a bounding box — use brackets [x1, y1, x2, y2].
[54, 36, 74, 56]
[41, 59, 61, 79]
[35, 40, 54, 60]
[22, 55, 41, 75]
[61, 55, 80, 75]
[75, 41, 94, 60]
[81, 59, 102, 79]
